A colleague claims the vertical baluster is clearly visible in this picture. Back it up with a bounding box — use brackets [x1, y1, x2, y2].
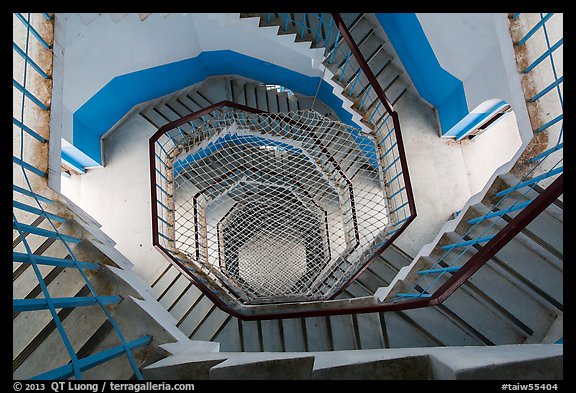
[300, 13, 307, 39]
[339, 50, 352, 82]
[328, 31, 341, 64]
[315, 15, 323, 44]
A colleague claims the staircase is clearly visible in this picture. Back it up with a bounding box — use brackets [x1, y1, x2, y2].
[135, 70, 562, 351]
[241, 12, 415, 128]
[14, 12, 562, 380]
[13, 12, 211, 380]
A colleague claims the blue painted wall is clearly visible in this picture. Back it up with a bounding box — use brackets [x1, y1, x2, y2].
[71, 50, 357, 167]
[375, 13, 469, 134]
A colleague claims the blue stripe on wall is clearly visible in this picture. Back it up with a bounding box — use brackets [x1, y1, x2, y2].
[72, 50, 358, 167]
[375, 13, 469, 135]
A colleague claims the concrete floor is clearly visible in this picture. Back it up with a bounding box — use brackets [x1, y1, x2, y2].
[60, 87, 522, 277]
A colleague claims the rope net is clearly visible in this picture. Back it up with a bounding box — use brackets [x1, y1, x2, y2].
[154, 108, 408, 303]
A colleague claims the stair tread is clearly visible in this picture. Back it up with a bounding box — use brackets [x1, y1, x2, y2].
[14, 297, 109, 379]
[157, 274, 192, 310]
[329, 314, 357, 350]
[281, 318, 307, 352]
[213, 317, 242, 352]
[167, 283, 204, 322]
[178, 296, 215, 336]
[399, 306, 484, 347]
[189, 305, 230, 341]
[356, 312, 384, 349]
[260, 319, 283, 352]
[304, 316, 331, 351]
[383, 312, 440, 349]
[13, 267, 93, 361]
[241, 320, 261, 352]
[151, 267, 180, 298]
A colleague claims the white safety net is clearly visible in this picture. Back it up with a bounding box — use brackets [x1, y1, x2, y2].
[154, 108, 408, 303]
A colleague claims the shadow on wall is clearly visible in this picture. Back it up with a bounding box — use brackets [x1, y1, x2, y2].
[376, 14, 514, 142]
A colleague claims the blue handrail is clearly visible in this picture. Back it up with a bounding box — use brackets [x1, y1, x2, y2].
[13, 12, 149, 380]
[395, 12, 563, 300]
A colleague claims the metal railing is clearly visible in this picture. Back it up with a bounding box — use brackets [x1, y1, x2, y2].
[385, 12, 563, 302]
[149, 12, 562, 319]
[261, 13, 417, 297]
[13, 13, 149, 380]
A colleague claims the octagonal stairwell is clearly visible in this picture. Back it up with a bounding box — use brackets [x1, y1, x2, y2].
[15, 12, 563, 380]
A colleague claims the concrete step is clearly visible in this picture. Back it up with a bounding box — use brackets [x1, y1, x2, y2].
[12, 285, 91, 377]
[177, 94, 207, 114]
[240, 320, 261, 352]
[13, 228, 74, 299]
[304, 316, 332, 351]
[260, 319, 283, 351]
[383, 311, 440, 348]
[230, 78, 247, 106]
[398, 306, 484, 347]
[151, 265, 180, 299]
[380, 244, 413, 271]
[287, 93, 300, 111]
[355, 266, 388, 293]
[467, 202, 562, 264]
[140, 106, 170, 129]
[145, 343, 562, 380]
[189, 305, 230, 342]
[14, 291, 108, 379]
[169, 283, 204, 323]
[254, 85, 268, 112]
[343, 280, 372, 298]
[13, 236, 59, 277]
[366, 258, 398, 285]
[13, 218, 62, 255]
[353, 313, 386, 349]
[461, 258, 557, 341]
[154, 102, 182, 123]
[196, 78, 230, 104]
[244, 83, 258, 109]
[164, 97, 194, 118]
[454, 218, 563, 306]
[266, 89, 280, 113]
[329, 314, 357, 350]
[281, 318, 308, 352]
[157, 273, 192, 310]
[13, 263, 63, 304]
[13, 267, 95, 363]
[13, 216, 45, 247]
[177, 295, 216, 337]
[213, 317, 242, 352]
[441, 286, 527, 345]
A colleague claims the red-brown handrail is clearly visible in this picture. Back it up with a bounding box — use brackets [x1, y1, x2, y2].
[327, 13, 417, 298]
[149, 14, 558, 320]
[149, 96, 562, 320]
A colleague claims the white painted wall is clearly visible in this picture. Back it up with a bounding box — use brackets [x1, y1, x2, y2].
[53, 13, 326, 143]
[417, 13, 533, 144]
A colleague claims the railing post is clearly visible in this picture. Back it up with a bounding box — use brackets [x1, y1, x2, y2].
[300, 13, 307, 38]
[14, 13, 52, 49]
[433, 174, 563, 303]
[315, 15, 323, 44]
[13, 79, 49, 110]
[516, 13, 554, 46]
[522, 38, 563, 73]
